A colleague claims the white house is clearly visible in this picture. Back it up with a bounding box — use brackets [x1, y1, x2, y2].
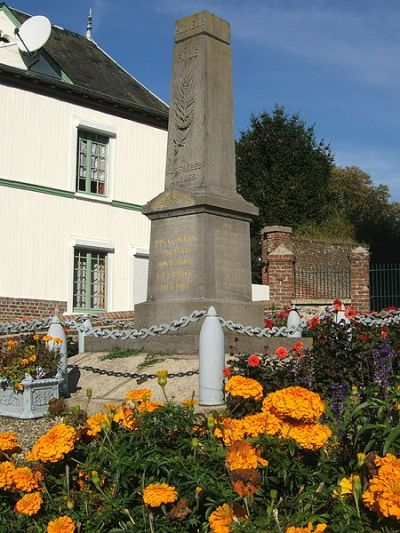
[0, 3, 168, 320]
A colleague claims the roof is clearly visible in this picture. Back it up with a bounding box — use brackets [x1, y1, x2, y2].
[0, 3, 168, 126]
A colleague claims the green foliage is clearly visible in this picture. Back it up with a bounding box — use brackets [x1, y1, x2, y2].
[236, 105, 334, 281]
[100, 347, 143, 361]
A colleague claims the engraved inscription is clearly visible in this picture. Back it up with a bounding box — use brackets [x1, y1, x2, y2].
[177, 42, 198, 62]
[215, 222, 249, 293]
[175, 18, 205, 38]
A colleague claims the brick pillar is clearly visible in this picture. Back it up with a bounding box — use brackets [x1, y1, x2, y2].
[351, 246, 370, 312]
[261, 226, 295, 307]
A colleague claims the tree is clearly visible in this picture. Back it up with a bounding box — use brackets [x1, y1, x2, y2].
[236, 105, 334, 281]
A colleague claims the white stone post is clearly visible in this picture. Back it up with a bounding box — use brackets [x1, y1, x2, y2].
[199, 306, 225, 406]
[78, 318, 92, 354]
[47, 314, 68, 397]
[287, 307, 302, 338]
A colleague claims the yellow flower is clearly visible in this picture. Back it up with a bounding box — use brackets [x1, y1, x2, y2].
[113, 406, 137, 430]
[86, 412, 111, 437]
[209, 503, 235, 533]
[285, 524, 327, 533]
[282, 422, 332, 450]
[143, 482, 177, 507]
[0, 431, 21, 454]
[47, 515, 75, 532]
[333, 475, 354, 498]
[33, 335, 40, 341]
[226, 440, 268, 471]
[182, 398, 197, 408]
[156, 369, 168, 387]
[42, 335, 52, 342]
[29, 354, 37, 363]
[14, 492, 43, 515]
[262, 387, 325, 423]
[137, 400, 163, 413]
[20, 358, 30, 366]
[26, 424, 77, 463]
[53, 337, 63, 344]
[7, 339, 17, 349]
[225, 375, 263, 401]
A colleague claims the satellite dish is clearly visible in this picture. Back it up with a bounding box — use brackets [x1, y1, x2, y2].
[15, 15, 51, 53]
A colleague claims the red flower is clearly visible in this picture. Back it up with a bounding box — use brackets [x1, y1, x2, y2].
[291, 341, 303, 353]
[308, 316, 321, 329]
[223, 367, 231, 378]
[275, 347, 289, 359]
[344, 306, 357, 319]
[264, 319, 274, 329]
[247, 354, 261, 367]
[333, 298, 343, 311]
[277, 308, 290, 320]
[381, 325, 389, 339]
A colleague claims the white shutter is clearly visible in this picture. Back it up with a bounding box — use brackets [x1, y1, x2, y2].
[133, 254, 149, 306]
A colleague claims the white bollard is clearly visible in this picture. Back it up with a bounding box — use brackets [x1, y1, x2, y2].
[287, 307, 302, 338]
[47, 314, 69, 397]
[78, 318, 92, 354]
[199, 306, 225, 406]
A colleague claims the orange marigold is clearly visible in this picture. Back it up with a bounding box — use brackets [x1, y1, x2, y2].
[231, 468, 261, 497]
[226, 440, 268, 471]
[214, 417, 246, 446]
[286, 524, 327, 533]
[125, 388, 152, 403]
[262, 387, 324, 423]
[26, 424, 77, 463]
[283, 423, 332, 450]
[86, 412, 111, 437]
[363, 453, 400, 519]
[143, 482, 178, 507]
[47, 515, 75, 532]
[0, 460, 15, 489]
[209, 503, 235, 533]
[113, 406, 137, 430]
[137, 400, 163, 414]
[225, 376, 263, 401]
[0, 431, 21, 454]
[14, 491, 43, 515]
[12, 466, 43, 492]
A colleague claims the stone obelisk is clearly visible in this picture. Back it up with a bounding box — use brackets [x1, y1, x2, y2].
[135, 11, 264, 353]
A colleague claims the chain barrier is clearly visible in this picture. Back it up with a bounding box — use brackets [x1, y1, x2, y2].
[67, 364, 198, 383]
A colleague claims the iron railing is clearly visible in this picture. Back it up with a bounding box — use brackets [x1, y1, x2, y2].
[370, 263, 400, 311]
[295, 265, 351, 300]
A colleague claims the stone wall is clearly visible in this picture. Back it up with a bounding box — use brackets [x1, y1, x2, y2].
[261, 226, 370, 311]
[0, 297, 67, 322]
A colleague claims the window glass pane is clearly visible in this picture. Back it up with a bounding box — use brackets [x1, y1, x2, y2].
[73, 248, 107, 311]
[76, 130, 109, 196]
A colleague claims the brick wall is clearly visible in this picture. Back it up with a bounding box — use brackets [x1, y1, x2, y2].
[0, 297, 67, 322]
[261, 226, 370, 311]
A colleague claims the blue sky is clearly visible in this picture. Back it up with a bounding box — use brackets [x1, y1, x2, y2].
[11, 0, 400, 200]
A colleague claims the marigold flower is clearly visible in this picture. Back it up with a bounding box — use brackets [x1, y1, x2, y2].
[209, 503, 235, 533]
[247, 354, 262, 367]
[42, 335, 52, 342]
[182, 398, 197, 408]
[53, 337, 63, 344]
[143, 482, 177, 507]
[14, 491, 43, 515]
[113, 407, 137, 430]
[0, 431, 21, 454]
[0, 461, 15, 489]
[363, 453, 400, 519]
[231, 468, 261, 497]
[137, 400, 163, 413]
[12, 466, 43, 492]
[333, 475, 354, 498]
[283, 423, 332, 450]
[275, 346, 289, 359]
[7, 339, 17, 348]
[125, 388, 152, 403]
[86, 412, 111, 437]
[286, 524, 327, 533]
[225, 375, 263, 401]
[262, 387, 325, 423]
[47, 515, 76, 532]
[226, 440, 268, 471]
[214, 417, 246, 446]
[33, 335, 40, 341]
[26, 424, 77, 463]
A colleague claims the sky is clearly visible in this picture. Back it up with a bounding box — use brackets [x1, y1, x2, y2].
[10, 0, 400, 201]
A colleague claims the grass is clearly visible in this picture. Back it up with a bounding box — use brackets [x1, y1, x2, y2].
[100, 347, 174, 366]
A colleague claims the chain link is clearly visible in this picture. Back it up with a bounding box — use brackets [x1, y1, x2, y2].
[67, 364, 198, 382]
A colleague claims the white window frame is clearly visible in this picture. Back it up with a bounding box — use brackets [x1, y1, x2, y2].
[71, 118, 116, 203]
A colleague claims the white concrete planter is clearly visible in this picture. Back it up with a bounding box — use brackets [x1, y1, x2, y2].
[0, 373, 62, 419]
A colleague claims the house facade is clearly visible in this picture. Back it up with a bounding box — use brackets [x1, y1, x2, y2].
[0, 3, 168, 320]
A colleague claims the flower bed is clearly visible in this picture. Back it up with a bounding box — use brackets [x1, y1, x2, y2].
[0, 308, 399, 531]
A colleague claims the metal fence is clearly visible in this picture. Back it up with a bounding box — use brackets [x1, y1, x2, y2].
[370, 263, 400, 311]
[295, 265, 351, 300]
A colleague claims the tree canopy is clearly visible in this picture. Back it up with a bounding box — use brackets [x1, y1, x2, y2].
[236, 105, 334, 281]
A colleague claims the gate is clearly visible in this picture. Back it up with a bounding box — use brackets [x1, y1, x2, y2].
[370, 263, 400, 310]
